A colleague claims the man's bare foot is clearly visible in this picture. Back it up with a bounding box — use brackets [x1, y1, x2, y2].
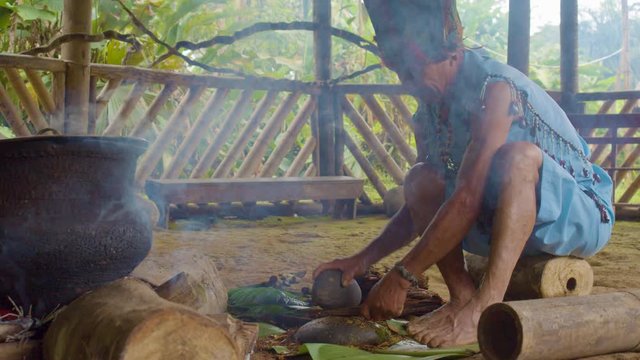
[408, 296, 495, 348]
[407, 282, 475, 343]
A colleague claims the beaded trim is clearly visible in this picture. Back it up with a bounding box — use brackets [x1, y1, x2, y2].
[478, 74, 609, 223]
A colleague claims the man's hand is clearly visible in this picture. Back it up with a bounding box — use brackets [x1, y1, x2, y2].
[360, 269, 410, 320]
[313, 255, 369, 287]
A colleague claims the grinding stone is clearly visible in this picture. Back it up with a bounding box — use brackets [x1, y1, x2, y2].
[312, 269, 362, 309]
[294, 316, 390, 346]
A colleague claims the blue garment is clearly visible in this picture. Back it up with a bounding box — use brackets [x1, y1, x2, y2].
[414, 49, 614, 258]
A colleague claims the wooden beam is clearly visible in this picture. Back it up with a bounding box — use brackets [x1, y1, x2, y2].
[103, 81, 147, 136]
[344, 132, 387, 199]
[130, 84, 177, 138]
[4, 68, 48, 131]
[0, 82, 30, 136]
[0, 54, 66, 72]
[314, 0, 334, 178]
[389, 95, 415, 131]
[25, 69, 56, 115]
[62, 0, 93, 134]
[507, 0, 530, 75]
[94, 78, 123, 122]
[560, 0, 579, 112]
[51, 71, 65, 132]
[285, 137, 317, 177]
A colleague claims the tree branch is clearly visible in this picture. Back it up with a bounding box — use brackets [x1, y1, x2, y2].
[20, 30, 142, 56]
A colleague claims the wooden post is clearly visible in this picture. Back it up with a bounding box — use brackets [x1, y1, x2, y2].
[61, 0, 92, 134]
[314, 0, 335, 181]
[507, 0, 530, 75]
[560, 0, 579, 113]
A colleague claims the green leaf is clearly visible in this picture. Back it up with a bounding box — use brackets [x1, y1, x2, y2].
[386, 319, 409, 336]
[299, 343, 475, 360]
[258, 322, 286, 338]
[15, 4, 56, 22]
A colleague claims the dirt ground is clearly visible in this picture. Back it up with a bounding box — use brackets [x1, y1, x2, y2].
[133, 214, 640, 359]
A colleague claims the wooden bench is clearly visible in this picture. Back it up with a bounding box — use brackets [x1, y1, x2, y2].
[145, 176, 365, 228]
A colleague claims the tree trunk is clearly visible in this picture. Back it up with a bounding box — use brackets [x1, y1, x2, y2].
[43, 278, 246, 360]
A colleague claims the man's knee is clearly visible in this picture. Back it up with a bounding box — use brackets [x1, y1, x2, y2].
[404, 163, 444, 202]
[492, 142, 543, 183]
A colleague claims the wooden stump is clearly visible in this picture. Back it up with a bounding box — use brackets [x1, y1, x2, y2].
[43, 278, 248, 360]
[465, 253, 593, 300]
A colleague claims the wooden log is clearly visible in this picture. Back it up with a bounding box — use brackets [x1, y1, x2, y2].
[0, 82, 30, 136]
[0, 341, 41, 360]
[361, 93, 416, 164]
[285, 136, 316, 177]
[135, 86, 205, 185]
[25, 69, 56, 115]
[304, 163, 316, 177]
[260, 97, 316, 177]
[334, 92, 345, 176]
[344, 132, 388, 199]
[388, 94, 415, 131]
[155, 255, 227, 315]
[478, 289, 640, 360]
[213, 91, 278, 178]
[191, 90, 253, 178]
[4, 67, 48, 131]
[236, 92, 301, 178]
[43, 277, 248, 360]
[162, 88, 229, 179]
[103, 81, 147, 136]
[130, 84, 177, 138]
[342, 96, 405, 184]
[465, 253, 593, 300]
[51, 71, 65, 133]
[94, 78, 123, 121]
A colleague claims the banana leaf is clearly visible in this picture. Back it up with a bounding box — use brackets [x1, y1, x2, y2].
[286, 343, 479, 360]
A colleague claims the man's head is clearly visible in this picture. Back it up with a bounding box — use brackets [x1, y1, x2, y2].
[364, 0, 464, 101]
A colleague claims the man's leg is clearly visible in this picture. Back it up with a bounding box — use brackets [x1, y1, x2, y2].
[404, 164, 476, 323]
[410, 142, 543, 347]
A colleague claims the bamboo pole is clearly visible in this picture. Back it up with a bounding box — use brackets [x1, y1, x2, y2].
[4, 68, 48, 131]
[51, 71, 65, 132]
[103, 81, 147, 136]
[135, 86, 205, 185]
[87, 76, 97, 134]
[388, 95, 415, 131]
[213, 91, 278, 178]
[61, 0, 92, 134]
[314, 0, 335, 178]
[616, 145, 640, 184]
[344, 133, 388, 199]
[25, 69, 56, 115]
[191, 90, 254, 178]
[236, 92, 301, 178]
[162, 88, 229, 179]
[334, 92, 345, 176]
[130, 84, 177, 138]
[0, 82, 30, 136]
[304, 163, 316, 177]
[285, 137, 317, 177]
[361, 94, 416, 164]
[618, 169, 640, 203]
[95, 78, 123, 120]
[342, 96, 405, 184]
[478, 290, 640, 360]
[260, 97, 316, 177]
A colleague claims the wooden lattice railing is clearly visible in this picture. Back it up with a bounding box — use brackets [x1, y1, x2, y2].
[1, 53, 639, 209]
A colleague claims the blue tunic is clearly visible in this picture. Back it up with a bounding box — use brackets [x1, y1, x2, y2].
[414, 49, 614, 258]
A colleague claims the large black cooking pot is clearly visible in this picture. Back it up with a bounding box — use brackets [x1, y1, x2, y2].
[0, 135, 152, 317]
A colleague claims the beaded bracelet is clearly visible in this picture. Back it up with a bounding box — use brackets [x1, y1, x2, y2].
[393, 262, 420, 287]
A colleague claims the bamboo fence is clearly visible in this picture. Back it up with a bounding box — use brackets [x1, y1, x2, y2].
[0, 53, 639, 208]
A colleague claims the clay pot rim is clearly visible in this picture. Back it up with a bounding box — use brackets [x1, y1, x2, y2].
[0, 135, 148, 153]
